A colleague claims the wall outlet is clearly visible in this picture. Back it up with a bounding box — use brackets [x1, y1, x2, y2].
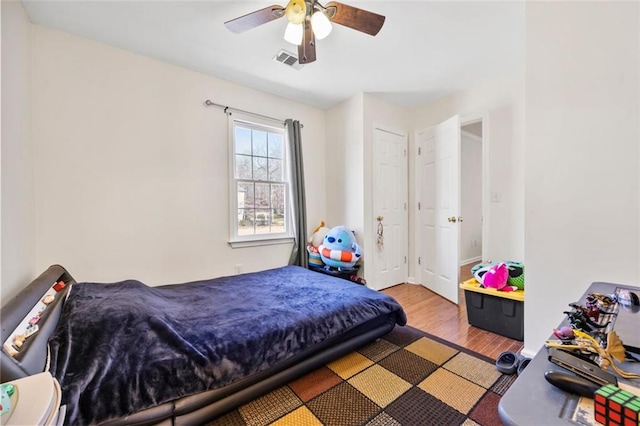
[234, 264, 242, 274]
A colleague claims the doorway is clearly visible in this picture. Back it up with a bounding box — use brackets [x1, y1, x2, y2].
[460, 120, 484, 268]
[414, 114, 487, 303]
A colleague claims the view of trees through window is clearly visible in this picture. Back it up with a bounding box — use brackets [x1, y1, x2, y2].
[234, 125, 287, 236]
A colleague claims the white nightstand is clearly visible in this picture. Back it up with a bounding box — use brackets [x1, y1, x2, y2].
[1, 372, 63, 425]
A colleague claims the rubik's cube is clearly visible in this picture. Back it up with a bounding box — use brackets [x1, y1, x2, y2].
[594, 384, 640, 426]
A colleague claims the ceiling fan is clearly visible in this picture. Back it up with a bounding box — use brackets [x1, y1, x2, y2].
[224, 0, 385, 64]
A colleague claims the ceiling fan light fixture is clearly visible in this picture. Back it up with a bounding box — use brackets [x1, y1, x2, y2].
[284, 22, 304, 45]
[284, 0, 306, 24]
[310, 10, 332, 40]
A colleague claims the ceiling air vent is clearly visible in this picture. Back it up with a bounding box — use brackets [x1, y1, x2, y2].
[273, 50, 304, 70]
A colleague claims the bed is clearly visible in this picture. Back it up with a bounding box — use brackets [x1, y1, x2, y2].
[0, 264, 406, 425]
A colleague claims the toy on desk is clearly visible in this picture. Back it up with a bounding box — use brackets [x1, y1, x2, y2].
[318, 225, 362, 269]
[553, 326, 575, 342]
[587, 293, 618, 309]
[594, 383, 640, 426]
[546, 330, 640, 381]
[564, 310, 610, 333]
[569, 302, 608, 322]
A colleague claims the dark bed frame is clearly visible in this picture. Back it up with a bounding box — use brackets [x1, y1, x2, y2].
[0, 265, 398, 425]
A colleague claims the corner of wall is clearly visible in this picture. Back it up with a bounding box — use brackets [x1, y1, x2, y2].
[1, 0, 36, 301]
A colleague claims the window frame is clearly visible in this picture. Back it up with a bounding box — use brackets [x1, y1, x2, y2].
[227, 112, 294, 248]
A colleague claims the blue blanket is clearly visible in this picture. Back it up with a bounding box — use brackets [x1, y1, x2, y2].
[48, 265, 406, 425]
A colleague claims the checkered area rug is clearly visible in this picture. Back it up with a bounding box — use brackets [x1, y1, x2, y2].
[209, 325, 517, 426]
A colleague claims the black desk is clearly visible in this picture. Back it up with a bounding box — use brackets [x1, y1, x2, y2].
[499, 282, 640, 425]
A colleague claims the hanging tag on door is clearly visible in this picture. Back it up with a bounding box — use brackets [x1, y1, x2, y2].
[376, 220, 384, 250]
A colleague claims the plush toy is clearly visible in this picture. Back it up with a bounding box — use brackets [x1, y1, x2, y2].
[308, 221, 330, 249]
[307, 221, 330, 267]
[472, 261, 525, 290]
[478, 262, 517, 292]
[318, 225, 362, 269]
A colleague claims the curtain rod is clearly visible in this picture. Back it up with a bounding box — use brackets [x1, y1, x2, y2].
[204, 99, 292, 126]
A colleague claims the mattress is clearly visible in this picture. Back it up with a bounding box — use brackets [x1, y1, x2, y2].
[46, 265, 407, 425]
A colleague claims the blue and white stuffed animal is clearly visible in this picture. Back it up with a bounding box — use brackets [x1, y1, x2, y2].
[318, 225, 362, 269]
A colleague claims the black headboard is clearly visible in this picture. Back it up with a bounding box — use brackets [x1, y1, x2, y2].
[0, 265, 75, 382]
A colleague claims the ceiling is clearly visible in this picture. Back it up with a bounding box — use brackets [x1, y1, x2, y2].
[21, 1, 526, 110]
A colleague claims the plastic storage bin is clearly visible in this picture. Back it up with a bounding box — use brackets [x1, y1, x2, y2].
[460, 279, 525, 341]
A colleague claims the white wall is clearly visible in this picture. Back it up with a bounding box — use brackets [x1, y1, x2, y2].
[30, 25, 327, 286]
[363, 95, 410, 283]
[524, 1, 639, 355]
[410, 73, 526, 273]
[325, 94, 364, 233]
[460, 132, 482, 264]
[1, 1, 36, 302]
[324, 94, 409, 284]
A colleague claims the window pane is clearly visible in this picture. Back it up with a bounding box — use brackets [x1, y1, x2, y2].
[238, 209, 254, 235]
[268, 134, 283, 159]
[269, 159, 282, 182]
[255, 183, 270, 209]
[271, 184, 286, 232]
[252, 131, 267, 157]
[236, 155, 252, 179]
[255, 209, 271, 234]
[235, 127, 252, 155]
[237, 182, 253, 208]
[253, 157, 268, 181]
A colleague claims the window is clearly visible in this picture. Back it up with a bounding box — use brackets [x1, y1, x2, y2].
[228, 113, 292, 247]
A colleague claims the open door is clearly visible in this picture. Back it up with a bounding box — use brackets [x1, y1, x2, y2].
[415, 115, 461, 303]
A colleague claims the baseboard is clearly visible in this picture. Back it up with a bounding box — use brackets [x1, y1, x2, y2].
[406, 276, 417, 284]
[459, 256, 482, 267]
[520, 347, 539, 359]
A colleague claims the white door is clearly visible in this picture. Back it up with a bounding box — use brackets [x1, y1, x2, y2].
[371, 128, 408, 290]
[416, 115, 461, 303]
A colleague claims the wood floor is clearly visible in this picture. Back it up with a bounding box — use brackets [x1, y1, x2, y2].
[381, 263, 524, 360]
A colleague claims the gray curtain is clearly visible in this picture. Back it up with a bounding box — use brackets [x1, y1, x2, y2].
[286, 119, 308, 267]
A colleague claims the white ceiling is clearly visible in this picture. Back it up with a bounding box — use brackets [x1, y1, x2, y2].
[21, 0, 526, 109]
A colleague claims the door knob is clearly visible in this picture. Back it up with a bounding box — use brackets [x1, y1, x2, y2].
[447, 216, 457, 223]
[458, 216, 464, 223]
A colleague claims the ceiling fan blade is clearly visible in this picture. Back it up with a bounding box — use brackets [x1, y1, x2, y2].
[298, 19, 316, 64]
[224, 5, 285, 34]
[325, 1, 385, 36]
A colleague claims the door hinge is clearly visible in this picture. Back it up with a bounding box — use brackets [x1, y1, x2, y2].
[418, 257, 421, 265]
[418, 202, 421, 210]
[404, 202, 407, 210]
[404, 148, 407, 157]
[418, 147, 421, 155]
[404, 256, 407, 264]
